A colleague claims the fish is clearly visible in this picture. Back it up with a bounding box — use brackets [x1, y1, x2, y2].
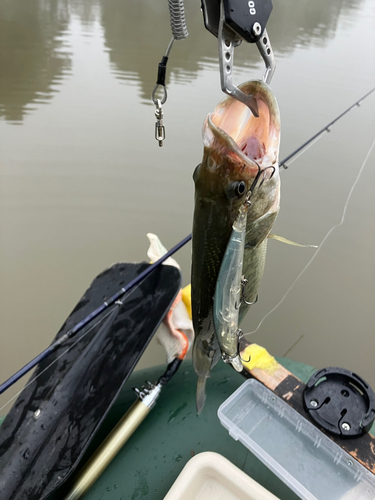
[191, 80, 281, 413]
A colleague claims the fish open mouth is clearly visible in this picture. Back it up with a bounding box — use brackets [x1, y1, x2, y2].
[205, 80, 280, 168]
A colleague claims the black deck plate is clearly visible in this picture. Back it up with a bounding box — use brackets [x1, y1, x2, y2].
[0, 262, 181, 500]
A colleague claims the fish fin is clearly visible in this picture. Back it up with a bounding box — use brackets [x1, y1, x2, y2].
[196, 376, 207, 415]
[268, 233, 318, 248]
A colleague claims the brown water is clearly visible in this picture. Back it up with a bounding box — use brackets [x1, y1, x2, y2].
[0, 0, 374, 413]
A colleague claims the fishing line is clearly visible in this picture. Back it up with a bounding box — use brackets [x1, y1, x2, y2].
[0, 268, 153, 412]
[245, 134, 375, 337]
[282, 334, 304, 357]
[0, 234, 192, 396]
[0, 308, 116, 413]
[280, 133, 323, 168]
[280, 86, 375, 169]
[1, 89, 373, 398]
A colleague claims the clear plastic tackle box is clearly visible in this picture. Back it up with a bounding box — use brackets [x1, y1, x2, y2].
[218, 379, 375, 500]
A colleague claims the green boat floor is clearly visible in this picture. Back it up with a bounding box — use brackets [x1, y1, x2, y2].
[49, 358, 316, 500]
[2, 357, 374, 499]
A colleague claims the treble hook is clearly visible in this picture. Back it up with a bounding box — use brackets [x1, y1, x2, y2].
[220, 329, 250, 365]
[235, 277, 259, 309]
[236, 330, 251, 363]
[222, 329, 251, 364]
[246, 162, 276, 206]
[258, 165, 276, 189]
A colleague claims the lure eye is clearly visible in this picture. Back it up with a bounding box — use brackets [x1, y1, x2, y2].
[235, 181, 246, 197]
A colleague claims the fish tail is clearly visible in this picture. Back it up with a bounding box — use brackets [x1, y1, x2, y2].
[196, 376, 207, 415]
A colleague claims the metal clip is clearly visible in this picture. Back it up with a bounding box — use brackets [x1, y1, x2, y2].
[218, 2, 259, 116]
[133, 381, 162, 409]
[256, 29, 275, 85]
[217, 0, 276, 113]
[154, 99, 166, 147]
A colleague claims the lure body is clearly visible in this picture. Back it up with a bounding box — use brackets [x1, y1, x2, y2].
[213, 205, 247, 372]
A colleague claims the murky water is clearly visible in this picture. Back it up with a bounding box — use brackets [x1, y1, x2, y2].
[0, 0, 374, 413]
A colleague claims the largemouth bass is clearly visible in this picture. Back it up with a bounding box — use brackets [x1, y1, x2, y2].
[191, 80, 281, 413]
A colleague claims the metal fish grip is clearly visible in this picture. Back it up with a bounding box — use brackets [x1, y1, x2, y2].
[202, 0, 275, 114]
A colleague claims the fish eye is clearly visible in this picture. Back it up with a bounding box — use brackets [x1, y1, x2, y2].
[235, 180, 247, 197]
[227, 180, 247, 200]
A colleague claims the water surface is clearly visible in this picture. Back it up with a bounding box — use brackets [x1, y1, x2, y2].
[0, 0, 374, 413]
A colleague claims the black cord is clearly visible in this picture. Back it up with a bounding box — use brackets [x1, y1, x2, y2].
[158, 358, 183, 386]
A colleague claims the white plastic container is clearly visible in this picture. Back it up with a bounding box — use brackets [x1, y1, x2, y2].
[218, 379, 375, 500]
[163, 451, 281, 500]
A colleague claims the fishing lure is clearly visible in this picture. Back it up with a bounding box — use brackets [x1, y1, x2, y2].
[213, 204, 247, 372]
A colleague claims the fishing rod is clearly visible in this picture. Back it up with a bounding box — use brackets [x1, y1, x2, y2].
[280, 86, 375, 169]
[63, 358, 183, 500]
[1, 86, 374, 396]
[0, 234, 191, 395]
